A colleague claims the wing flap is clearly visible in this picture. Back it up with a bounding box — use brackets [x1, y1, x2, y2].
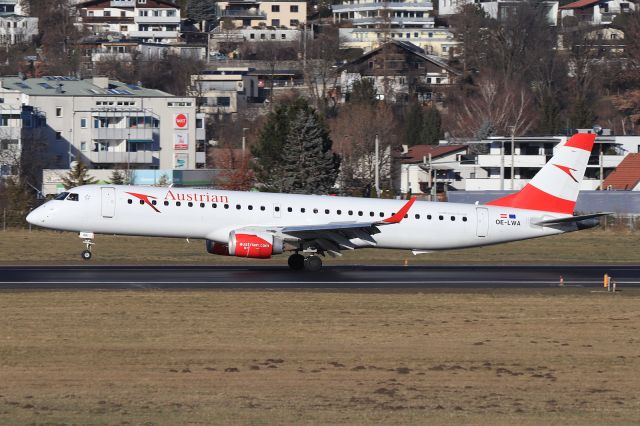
[534, 212, 612, 226]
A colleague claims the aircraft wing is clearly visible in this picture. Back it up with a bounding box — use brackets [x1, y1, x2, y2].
[233, 197, 417, 255]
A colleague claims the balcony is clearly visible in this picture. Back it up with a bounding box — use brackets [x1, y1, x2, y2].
[350, 16, 434, 25]
[0, 126, 22, 140]
[110, 0, 135, 6]
[78, 15, 134, 24]
[92, 52, 134, 62]
[88, 150, 154, 164]
[219, 9, 267, 19]
[129, 30, 179, 39]
[477, 154, 547, 168]
[333, 2, 433, 12]
[136, 15, 180, 24]
[92, 127, 156, 141]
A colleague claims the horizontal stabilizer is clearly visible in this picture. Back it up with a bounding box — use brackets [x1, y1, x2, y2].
[534, 212, 612, 226]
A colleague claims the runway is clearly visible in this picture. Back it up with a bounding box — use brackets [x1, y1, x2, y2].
[1, 264, 640, 290]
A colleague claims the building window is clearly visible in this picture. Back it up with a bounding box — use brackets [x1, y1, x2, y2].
[120, 25, 127, 31]
[281, 34, 286, 39]
[250, 33, 255, 39]
[0, 116, 8, 126]
[104, 10, 111, 17]
[80, 142, 87, 151]
[272, 19, 280, 26]
[217, 97, 231, 107]
[167, 10, 176, 17]
[271, 5, 280, 12]
[290, 19, 299, 26]
[196, 118, 203, 128]
[260, 33, 266, 39]
[271, 33, 276, 39]
[55, 107, 62, 117]
[290, 5, 299, 12]
[55, 131, 62, 140]
[80, 118, 87, 128]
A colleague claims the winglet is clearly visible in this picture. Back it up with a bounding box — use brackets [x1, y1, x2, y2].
[382, 196, 417, 224]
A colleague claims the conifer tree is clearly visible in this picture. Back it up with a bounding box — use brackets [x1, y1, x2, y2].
[61, 161, 98, 189]
[186, 0, 216, 23]
[276, 110, 340, 194]
[109, 169, 126, 185]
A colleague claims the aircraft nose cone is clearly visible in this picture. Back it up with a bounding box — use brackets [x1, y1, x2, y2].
[26, 208, 42, 225]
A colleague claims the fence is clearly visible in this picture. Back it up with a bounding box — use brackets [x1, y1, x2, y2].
[1, 209, 32, 231]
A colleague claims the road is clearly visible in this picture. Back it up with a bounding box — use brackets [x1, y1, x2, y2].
[0, 265, 639, 290]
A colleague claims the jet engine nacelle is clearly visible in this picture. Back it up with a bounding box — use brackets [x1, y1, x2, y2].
[206, 232, 284, 258]
[229, 231, 284, 258]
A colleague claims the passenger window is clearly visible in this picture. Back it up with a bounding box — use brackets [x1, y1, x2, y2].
[370, 212, 374, 217]
[164, 201, 169, 206]
[358, 211, 363, 216]
[427, 214, 432, 220]
[236, 204, 241, 209]
[337, 210, 342, 215]
[188, 202, 193, 207]
[415, 214, 420, 219]
[463, 217, 468, 222]
[451, 216, 455, 221]
[248, 205, 253, 210]
[152, 200, 157, 206]
[212, 203, 217, 208]
[139, 200, 144, 205]
[275, 206, 280, 212]
[313, 208, 318, 214]
[176, 202, 181, 206]
[348, 210, 353, 215]
[325, 209, 330, 214]
[224, 204, 229, 209]
[200, 203, 205, 208]
[379, 212, 384, 217]
[127, 199, 132, 204]
[67, 193, 79, 201]
[287, 207, 292, 212]
[260, 206, 265, 211]
[301, 208, 306, 213]
[439, 215, 443, 220]
[54, 192, 69, 200]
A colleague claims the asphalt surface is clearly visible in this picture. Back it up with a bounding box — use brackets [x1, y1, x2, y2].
[1, 265, 639, 290]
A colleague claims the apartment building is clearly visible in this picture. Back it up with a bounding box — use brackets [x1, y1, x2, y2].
[76, 0, 181, 44]
[190, 68, 260, 116]
[216, 0, 307, 29]
[0, 0, 38, 45]
[0, 76, 204, 177]
[332, 0, 437, 52]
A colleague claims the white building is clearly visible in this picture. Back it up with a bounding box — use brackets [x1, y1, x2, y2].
[439, 0, 558, 26]
[463, 132, 640, 191]
[560, 0, 636, 26]
[0, 0, 38, 45]
[190, 68, 260, 116]
[76, 0, 181, 44]
[0, 76, 206, 182]
[332, 0, 437, 52]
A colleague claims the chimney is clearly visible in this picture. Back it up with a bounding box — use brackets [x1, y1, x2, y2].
[56, 83, 64, 94]
[92, 76, 109, 89]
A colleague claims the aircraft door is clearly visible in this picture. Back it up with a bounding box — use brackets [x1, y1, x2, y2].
[476, 207, 488, 237]
[101, 187, 116, 218]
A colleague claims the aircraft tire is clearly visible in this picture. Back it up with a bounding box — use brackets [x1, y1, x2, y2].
[288, 253, 305, 270]
[304, 255, 322, 272]
[81, 250, 92, 261]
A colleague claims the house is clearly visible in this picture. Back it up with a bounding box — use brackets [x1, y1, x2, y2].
[190, 67, 260, 116]
[0, 0, 38, 45]
[395, 144, 471, 196]
[338, 40, 461, 103]
[439, 0, 558, 26]
[559, 0, 636, 26]
[0, 76, 206, 184]
[215, 0, 307, 29]
[76, 0, 181, 44]
[602, 153, 640, 190]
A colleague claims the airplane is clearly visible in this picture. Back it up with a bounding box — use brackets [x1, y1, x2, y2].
[26, 133, 606, 271]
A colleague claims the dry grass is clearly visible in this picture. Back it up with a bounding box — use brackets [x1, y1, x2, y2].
[1, 227, 639, 265]
[1, 289, 640, 425]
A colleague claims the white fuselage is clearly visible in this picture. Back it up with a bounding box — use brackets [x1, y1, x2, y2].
[27, 185, 569, 251]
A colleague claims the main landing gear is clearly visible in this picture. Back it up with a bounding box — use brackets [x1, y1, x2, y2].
[288, 253, 322, 271]
[79, 232, 95, 261]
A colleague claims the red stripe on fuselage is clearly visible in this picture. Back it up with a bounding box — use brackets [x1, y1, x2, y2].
[486, 184, 575, 214]
[564, 133, 596, 152]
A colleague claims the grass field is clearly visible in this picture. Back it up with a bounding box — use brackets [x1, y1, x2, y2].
[1, 289, 639, 425]
[0, 226, 639, 265]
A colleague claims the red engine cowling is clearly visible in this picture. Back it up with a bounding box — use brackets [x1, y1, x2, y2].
[206, 240, 230, 256]
[229, 231, 284, 258]
[206, 232, 284, 258]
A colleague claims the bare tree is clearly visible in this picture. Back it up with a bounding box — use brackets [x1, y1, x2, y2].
[303, 25, 342, 116]
[210, 148, 255, 190]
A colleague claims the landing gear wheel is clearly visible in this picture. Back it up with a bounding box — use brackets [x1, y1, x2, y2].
[81, 250, 92, 261]
[288, 253, 305, 270]
[304, 255, 323, 272]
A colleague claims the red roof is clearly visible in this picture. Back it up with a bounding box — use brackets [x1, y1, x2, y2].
[398, 145, 467, 163]
[560, 0, 599, 9]
[602, 153, 640, 190]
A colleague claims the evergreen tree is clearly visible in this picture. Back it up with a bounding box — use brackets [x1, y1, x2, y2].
[251, 98, 314, 191]
[186, 0, 216, 23]
[421, 106, 443, 145]
[2, 177, 36, 226]
[109, 169, 125, 185]
[349, 79, 377, 105]
[276, 110, 340, 194]
[402, 102, 424, 146]
[61, 161, 98, 189]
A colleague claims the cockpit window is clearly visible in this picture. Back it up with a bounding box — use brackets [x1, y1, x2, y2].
[54, 192, 69, 200]
[67, 193, 79, 201]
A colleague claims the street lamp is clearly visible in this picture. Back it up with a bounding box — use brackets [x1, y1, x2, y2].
[242, 127, 249, 152]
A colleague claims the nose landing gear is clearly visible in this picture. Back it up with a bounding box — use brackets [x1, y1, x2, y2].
[79, 232, 94, 261]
